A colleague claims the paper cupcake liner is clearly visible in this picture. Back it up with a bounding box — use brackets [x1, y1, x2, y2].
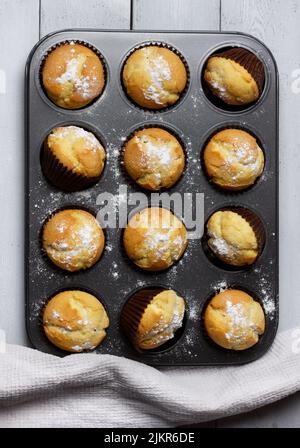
[41, 140, 101, 192]
[120, 288, 164, 351]
[120, 123, 187, 191]
[204, 206, 266, 269]
[232, 207, 266, 255]
[39, 39, 107, 109]
[121, 41, 190, 112]
[216, 47, 265, 94]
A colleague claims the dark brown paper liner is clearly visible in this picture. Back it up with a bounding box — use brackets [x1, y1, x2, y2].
[39, 39, 107, 110]
[41, 140, 102, 192]
[232, 207, 265, 255]
[120, 123, 187, 191]
[121, 41, 190, 112]
[215, 48, 265, 94]
[120, 288, 165, 351]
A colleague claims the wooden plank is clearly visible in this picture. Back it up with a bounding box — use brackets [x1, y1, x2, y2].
[221, 0, 300, 332]
[133, 0, 220, 30]
[41, 0, 131, 37]
[0, 0, 40, 345]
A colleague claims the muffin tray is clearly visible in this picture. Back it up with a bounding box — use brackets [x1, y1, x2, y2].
[25, 30, 279, 365]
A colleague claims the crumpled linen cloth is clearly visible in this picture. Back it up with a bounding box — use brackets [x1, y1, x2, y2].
[0, 328, 299, 428]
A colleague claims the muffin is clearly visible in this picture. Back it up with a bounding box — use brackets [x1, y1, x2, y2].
[122, 45, 187, 109]
[123, 207, 188, 271]
[41, 125, 106, 191]
[206, 210, 262, 266]
[123, 128, 185, 190]
[204, 289, 265, 350]
[42, 209, 105, 271]
[204, 48, 264, 106]
[43, 290, 109, 352]
[42, 42, 105, 109]
[121, 288, 185, 350]
[203, 129, 264, 190]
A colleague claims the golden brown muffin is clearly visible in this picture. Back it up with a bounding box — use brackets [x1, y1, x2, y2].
[206, 210, 259, 266]
[122, 46, 187, 109]
[122, 289, 185, 350]
[44, 125, 106, 180]
[42, 42, 105, 109]
[203, 129, 264, 190]
[123, 128, 185, 190]
[204, 56, 259, 106]
[204, 289, 265, 350]
[43, 290, 109, 352]
[123, 207, 188, 271]
[42, 209, 105, 272]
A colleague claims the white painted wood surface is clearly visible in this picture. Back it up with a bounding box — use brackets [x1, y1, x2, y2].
[0, 0, 299, 428]
[133, 0, 220, 30]
[41, 0, 131, 36]
[0, 0, 39, 347]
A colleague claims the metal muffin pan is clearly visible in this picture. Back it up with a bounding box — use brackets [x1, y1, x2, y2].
[25, 30, 279, 365]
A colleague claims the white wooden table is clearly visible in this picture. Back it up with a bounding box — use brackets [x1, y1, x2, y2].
[0, 0, 300, 427]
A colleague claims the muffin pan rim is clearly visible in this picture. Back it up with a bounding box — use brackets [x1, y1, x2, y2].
[26, 29, 279, 366]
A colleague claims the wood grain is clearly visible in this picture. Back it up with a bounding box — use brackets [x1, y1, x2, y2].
[133, 0, 220, 30]
[41, 0, 131, 36]
[0, 0, 40, 345]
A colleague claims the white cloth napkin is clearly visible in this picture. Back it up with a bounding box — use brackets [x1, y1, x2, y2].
[0, 328, 299, 428]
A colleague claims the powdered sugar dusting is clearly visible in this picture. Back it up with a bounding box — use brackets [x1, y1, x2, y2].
[55, 54, 98, 99]
[142, 52, 171, 104]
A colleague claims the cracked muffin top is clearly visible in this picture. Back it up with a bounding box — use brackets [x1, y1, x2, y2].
[204, 289, 265, 350]
[123, 128, 185, 191]
[43, 290, 109, 352]
[203, 128, 264, 190]
[122, 45, 187, 109]
[42, 42, 105, 109]
[123, 207, 188, 271]
[42, 209, 105, 272]
[206, 210, 259, 267]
